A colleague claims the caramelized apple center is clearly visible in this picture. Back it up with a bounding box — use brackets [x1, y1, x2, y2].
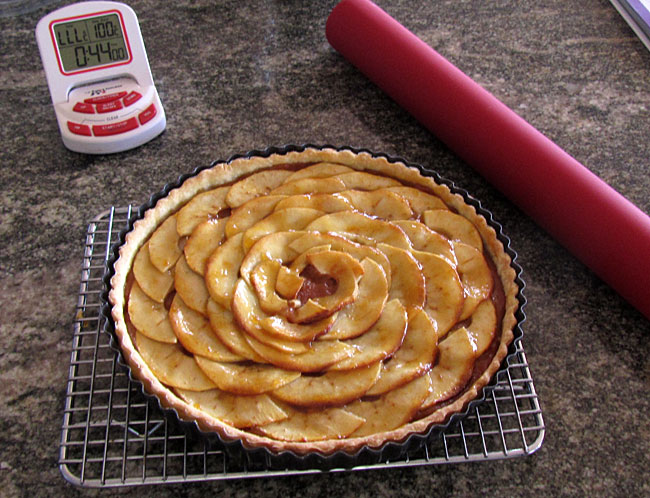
[296, 264, 338, 304]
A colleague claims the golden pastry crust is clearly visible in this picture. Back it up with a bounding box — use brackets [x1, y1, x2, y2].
[109, 147, 519, 456]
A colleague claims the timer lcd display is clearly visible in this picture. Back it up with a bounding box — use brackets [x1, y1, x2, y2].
[52, 13, 129, 72]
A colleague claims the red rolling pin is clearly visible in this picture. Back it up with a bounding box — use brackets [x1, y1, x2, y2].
[326, 0, 650, 320]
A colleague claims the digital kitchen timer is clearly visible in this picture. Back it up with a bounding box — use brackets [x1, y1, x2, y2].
[35, 1, 166, 154]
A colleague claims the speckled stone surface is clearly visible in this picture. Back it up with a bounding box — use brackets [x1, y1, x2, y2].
[1, 0, 649, 496]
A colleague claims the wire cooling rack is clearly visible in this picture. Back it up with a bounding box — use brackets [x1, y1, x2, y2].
[59, 206, 545, 488]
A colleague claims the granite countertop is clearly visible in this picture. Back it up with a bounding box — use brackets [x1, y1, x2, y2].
[1, 0, 649, 496]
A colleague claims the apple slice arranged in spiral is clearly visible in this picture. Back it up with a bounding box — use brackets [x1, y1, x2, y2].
[206, 299, 266, 362]
[169, 294, 243, 362]
[242, 207, 324, 252]
[393, 219, 456, 267]
[250, 259, 290, 315]
[239, 231, 303, 286]
[411, 249, 464, 336]
[283, 162, 354, 182]
[289, 232, 392, 289]
[231, 279, 312, 353]
[148, 214, 183, 273]
[225, 169, 293, 208]
[329, 299, 408, 371]
[366, 308, 438, 396]
[270, 176, 347, 196]
[135, 331, 216, 391]
[176, 186, 229, 236]
[133, 241, 174, 303]
[346, 373, 432, 437]
[175, 388, 288, 428]
[225, 194, 287, 238]
[453, 241, 494, 321]
[174, 254, 209, 314]
[423, 209, 483, 252]
[274, 192, 353, 213]
[204, 232, 246, 308]
[194, 356, 300, 395]
[421, 327, 477, 411]
[376, 243, 426, 315]
[339, 189, 413, 220]
[257, 405, 364, 441]
[184, 218, 226, 274]
[306, 211, 412, 250]
[272, 361, 382, 407]
[323, 257, 388, 340]
[336, 171, 401, 190]
[245, 332, 355, 373]
[289, 249, 364, 322]
[465, 298, 498, 356]
[128, 282, 177, 344]
[385, 186, 449, 215]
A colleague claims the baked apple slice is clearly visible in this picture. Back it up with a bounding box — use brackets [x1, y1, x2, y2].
[347, 373, 432, 437]
[336, 171, 401, 190]
[204, 232, 246, 308]
[206, 299, 266, 362]
[283, 162, 354, 182]
[225, 194, 287, 238]
[257, 405, 364, 441]
[250, 259, 290, 315]
[272, 362, 381, 407]
[244, 333, 354, 372]
[133, 241, 174, 303]
[465, 299, 497, 356]
[376, 243, 426, 314]
[423, 209, 483, 252]
[454, 241, 494, 321]
[135, 331, 216, 391]
[184, 218, 226, 274]
[339, 189, 413, 220]
[289, 232, 392, 288]
[194, 356, 300, 395]
[238, 231, 303, 285]
[411, 249, 464, 336]
[127, 282, 177, 344]
[175, 388, 288, 428]
[274, 192, 353, 213]
[366, 308, 437, 395]
[385, 186, 449, 215]
[306, 211, 411, 250]
[241, 207, 324, 252]
[230, 279, 311, 353]
[323, 257, 388, 340]
[174, 254, 209, 314]
[269, 176, 347, 196]
[148, 214, 182, 273]
[393, 219, 456, 267]
[275, 264, 305, 300]
[176, 186, 229, 236]
[329, 299, 408, 371]
[169, 295, 243, 362]
[225, 169, 293, 208]
[421, 327, 477, 410]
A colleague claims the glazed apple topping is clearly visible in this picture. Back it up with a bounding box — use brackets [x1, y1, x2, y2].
[123, 160, 509, 445]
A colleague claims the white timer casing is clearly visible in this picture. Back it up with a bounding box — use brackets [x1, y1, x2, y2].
[35, 1, 166, 154]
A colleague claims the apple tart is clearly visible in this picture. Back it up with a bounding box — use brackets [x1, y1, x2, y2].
[108, 147, 520, 457]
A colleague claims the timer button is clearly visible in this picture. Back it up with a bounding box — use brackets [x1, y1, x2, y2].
[84, 92, 127, 104]
[67, 121, 92, 136]
[123, 91, 142, 107]
[92, 117, 139, 136]
[72, 102, 95, 114]
[138, 104, 157, 125]
[96, 100, 124, 113]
